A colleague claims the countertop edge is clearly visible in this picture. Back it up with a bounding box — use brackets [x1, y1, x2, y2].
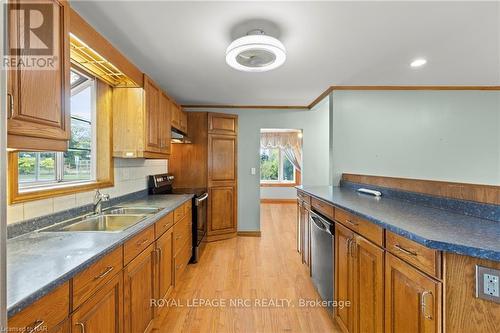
[297, 187, 500, 262]
[7, 195, 193, 318]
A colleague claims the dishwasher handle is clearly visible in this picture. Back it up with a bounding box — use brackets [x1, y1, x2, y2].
[310, 212, 333, 235]
[195, 193, 209, 206]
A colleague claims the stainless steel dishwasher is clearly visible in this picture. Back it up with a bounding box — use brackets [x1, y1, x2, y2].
[310, 210, 334, 304]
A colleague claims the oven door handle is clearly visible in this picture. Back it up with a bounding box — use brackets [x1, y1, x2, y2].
[195, 193, 209, 205]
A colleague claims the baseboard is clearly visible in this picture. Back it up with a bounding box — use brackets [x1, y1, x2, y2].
[260, 198, 296, 204]
[237, 231, 262, 237]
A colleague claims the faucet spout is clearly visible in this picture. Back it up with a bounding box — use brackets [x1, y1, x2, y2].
[93, 190, 110, 215]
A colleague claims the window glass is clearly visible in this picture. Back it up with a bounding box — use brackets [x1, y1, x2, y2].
[282, 155, 295, 181]
[260, 148, 279, 181]
[18, 67, 95, 190]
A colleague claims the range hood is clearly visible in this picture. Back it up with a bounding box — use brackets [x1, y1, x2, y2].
[171, 128, 191, 143]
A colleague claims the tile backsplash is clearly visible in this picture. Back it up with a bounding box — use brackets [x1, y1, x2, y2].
[7, 158, 167, 224]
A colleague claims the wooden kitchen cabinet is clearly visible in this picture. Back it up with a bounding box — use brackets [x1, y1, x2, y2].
[208, 185, 237, 235]
[208, 113, 238, 135]
[7, 0, 71, 151]
[334, 223, 384, 333]
[299, 200, 311, 269]
[71, 273, 123, 333]
[171, 103, 188, 134]
[335, 223, 355, 333]
[208, 134, 237, 184]
[123, 244, 157, 333]
[385, 253, 441, 333]
[351, 234, 384, 333]
[156, 228, 174, 301]
[113, 75, 171, 159]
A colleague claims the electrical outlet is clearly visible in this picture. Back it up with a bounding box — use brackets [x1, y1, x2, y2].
[484, 274, 499, 297]
[476, 265, 500, 303]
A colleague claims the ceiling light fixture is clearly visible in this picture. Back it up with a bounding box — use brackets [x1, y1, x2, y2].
[410, 58, 427, 68]
[226, 29, 286, 72]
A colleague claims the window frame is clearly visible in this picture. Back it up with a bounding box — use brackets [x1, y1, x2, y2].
[8, 72, 114, 204]
[259, 147, 301, 187]
[17, 68, 97, 191]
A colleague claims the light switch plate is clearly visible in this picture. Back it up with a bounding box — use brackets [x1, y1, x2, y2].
[476, 265, 500, 303]
[251, 167, 256, 175]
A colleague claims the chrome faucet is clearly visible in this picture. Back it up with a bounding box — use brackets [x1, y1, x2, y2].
[93, 190, 110, 214]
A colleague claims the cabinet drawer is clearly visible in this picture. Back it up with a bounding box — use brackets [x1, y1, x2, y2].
[311, 197, 334, 220]
[335, 208, 384, 247]
[386, 231, 441, 278]
[173, 214, 192, 255]
[174, 241, 192, 284]
[9, 282, 69, 332]
[155, 212, 174, 238]
[173, 203, 186, 223]
[297, 191, 311, 205]
[124, 226, 155, 265]
[72, 246, 123, 309]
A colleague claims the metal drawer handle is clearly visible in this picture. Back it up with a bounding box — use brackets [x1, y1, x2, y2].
[7, 93, 14, 118]
[27, 320, 45, 333]
[394, 244, 418, 257]
[94, 266, 114, 280]
[76, 322, 86, 333]
[346, 219, 358, 226]
[136, 238, 149, 246]
[421, 291, 433, 320]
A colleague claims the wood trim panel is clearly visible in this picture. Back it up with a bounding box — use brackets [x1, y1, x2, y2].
[444, 253, 500, 333]
[342, 173, 500, 205]
[69, 9, 143, 87]
[237, 231, 262, 237]
[260, 199, 296, 204]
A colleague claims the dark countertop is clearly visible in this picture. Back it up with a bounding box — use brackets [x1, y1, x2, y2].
[7, 194, 193, 318]
[297, 185, 500, 262]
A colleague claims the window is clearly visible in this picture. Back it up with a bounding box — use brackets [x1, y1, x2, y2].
[260, 148, 296, 184]
[18, 68, 96, 190]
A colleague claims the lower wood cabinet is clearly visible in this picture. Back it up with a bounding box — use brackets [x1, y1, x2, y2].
[207, 185, 237, 240]
[156, 227, 174, 301]
[352, 234, 384, 333]
[385, 253, 441, 333]
[123, 244, 157, 333]
[71, 273, 123, 333]
[335, 221, 384, 333]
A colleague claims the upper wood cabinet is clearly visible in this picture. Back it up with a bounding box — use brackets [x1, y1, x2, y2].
[385, 253, 441, 333]
[7, 0, 71, 151]
[208, 113, 238, 135]
[113, 75, 171, 159]
[171, 103, 188, 134]
[71, 273, 123, 333]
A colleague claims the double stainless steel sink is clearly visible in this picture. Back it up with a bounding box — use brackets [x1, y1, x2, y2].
[41, 207, 160, 233]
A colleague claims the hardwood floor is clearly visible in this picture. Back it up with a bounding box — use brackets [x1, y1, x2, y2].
[157, 203, 340, 333]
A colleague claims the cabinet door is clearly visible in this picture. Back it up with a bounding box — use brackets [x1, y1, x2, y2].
[208, 185, 237, 233]
[296, 200, 302, 253]
[144, 76, 161, 152]
[208, 134, 237, 184]
[171, 104, 180, 129]
[208, 113, 238, 135]
[335, 223, 355, 333]
[301, 205, 310, 269]
[157, 228, 174, 300]
[50, 319, 69, 333]
[124, 244, 156, 333]
[385, 253, 441, 333]
[159, 92, 171, 155]
[7, 0, 70, 151]
[352, 235, 384, 333]
[71, 273, 123, 333]
[180, 110, 188, 133]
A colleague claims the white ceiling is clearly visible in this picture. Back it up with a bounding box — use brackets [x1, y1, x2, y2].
[71, 1, 500, 106]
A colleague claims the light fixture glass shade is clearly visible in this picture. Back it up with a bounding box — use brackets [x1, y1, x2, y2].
[226, 34, 286, 72]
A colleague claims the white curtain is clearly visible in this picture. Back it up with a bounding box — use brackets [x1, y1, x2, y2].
[260, 132, 302, 172]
